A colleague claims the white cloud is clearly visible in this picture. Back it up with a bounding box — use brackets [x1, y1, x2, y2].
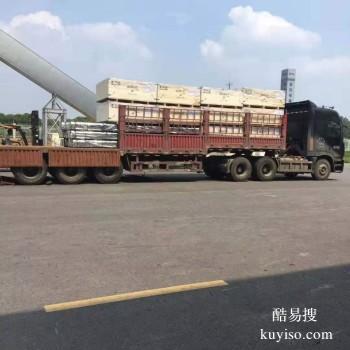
[9, 11, 65, 33]
[68, 22, 152, 60]
[0, 11, 154, 115]
[200, 40, 223, 59]
[226, 6, 320, 49]
[201, 6, 320, 62]
[200, 6, 350, 115]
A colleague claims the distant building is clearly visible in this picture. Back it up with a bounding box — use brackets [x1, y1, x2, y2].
[281, 69, 296, 103]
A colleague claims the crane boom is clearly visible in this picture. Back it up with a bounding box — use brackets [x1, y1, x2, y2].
[0, 29, 96, 119]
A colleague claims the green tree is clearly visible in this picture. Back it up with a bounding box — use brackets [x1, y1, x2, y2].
[340, 116, 350, 139]
[0, 113, 32, 125]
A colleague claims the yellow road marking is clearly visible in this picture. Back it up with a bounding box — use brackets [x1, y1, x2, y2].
[44, 280, 228, 312]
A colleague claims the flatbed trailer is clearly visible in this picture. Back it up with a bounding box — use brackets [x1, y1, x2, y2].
[0, 101, 344, 185]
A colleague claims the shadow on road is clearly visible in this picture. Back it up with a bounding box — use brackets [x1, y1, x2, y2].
[122, 173, 209, 183]
[120, 173, 326, 183]
[1, 264, 349, 349]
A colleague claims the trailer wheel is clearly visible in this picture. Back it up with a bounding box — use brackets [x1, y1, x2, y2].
[11, 163, 48, 185]
[230, 157, 252, 182]
[312, 159, 331, 180]
[52, 167, 87, 184]
[93, 166, 123, 184]
[255, 157, 277, 181]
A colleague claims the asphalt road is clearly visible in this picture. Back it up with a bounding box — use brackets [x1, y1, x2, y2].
[1, 167, 350, 349]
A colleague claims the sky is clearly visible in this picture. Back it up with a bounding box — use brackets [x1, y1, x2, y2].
[0, 0, 349, 116]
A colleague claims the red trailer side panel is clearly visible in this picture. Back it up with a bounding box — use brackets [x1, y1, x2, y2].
[48, 148, 120, 167]
[122, 134, 163, 153]
[207, 136, 245, 149]
[0, 146, 43, 167]
[168, 135, 203, 153]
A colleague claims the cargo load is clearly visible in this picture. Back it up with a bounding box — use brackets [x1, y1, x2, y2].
[96, 78, 286, 132]
[62, 121, 118, 148]
[157, 84, 200, 106]
[97, 101, 161, 123]
[241, 88, 285, 108]
[64, 139, 118, 148]
[96, 78, 157, 103]
[64, 131, 118, 141]
[96, 79, 201, 106]
[96, 101, 119, 122]
[96, 78, 286, 138]
[200, 88, 243, 107]
[61, 121, 118, 132]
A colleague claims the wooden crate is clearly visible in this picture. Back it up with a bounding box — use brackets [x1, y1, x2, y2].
[244, 107, 284, 116]
[169, 109, 201, 122]
[126, 105, 162, 121]
[209, 125, 243, 135]
[244, 107, 284, 125]
[205, 108, 244, 123]
[242, 88, 285, 108]
[157, 84, 200, 106]
[96, 100, 119, 122]
[201, 88, 243, 107]
[96, 78, 158, 103]
[250, 126, 281, 138]
[97, 101, 163, 122]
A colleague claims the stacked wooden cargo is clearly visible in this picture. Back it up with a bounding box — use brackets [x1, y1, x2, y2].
[96, 78, 285, 138]
[96, 79, 202, 135]
[242, 88, 285, 139]
[201, 88, 244, 137]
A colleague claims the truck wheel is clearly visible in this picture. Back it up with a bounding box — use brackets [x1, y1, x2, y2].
[312, 159, 331, 180]
[230, 157, 252, 182]
[93, 166, 123, 184]
[11, 164, 48, 185]
[255, 157, 277, 181]
[52, 167, 87, 184]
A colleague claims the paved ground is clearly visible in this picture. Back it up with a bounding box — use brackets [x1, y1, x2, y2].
[0, 167, 350, 349]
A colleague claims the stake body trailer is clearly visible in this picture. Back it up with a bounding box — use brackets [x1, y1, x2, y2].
[0, 101, 345, 184]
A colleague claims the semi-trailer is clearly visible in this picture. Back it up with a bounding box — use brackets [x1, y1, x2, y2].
[0, 29, 344, 184]
[0, 100, 344, 185]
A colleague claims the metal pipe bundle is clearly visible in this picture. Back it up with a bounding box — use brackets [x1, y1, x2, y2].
[62, 122, 118, 148]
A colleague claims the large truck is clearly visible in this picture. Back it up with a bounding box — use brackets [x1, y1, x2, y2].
[0, 100, 344, 184]
[0, 29, 344, 184]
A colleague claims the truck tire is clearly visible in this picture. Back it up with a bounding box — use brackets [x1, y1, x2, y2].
[312, 159, 331, 180]
[255, 157, 277, 181]
[52, 167, 87, 184]
[230, 157, 252, 182]
[11, 163, 48, 185]
[93, 166, 123, 184]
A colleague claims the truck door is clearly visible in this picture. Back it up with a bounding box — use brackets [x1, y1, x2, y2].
[314, 110, 344, 159]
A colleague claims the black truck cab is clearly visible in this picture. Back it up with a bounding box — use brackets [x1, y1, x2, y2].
[286, 101, 344, 173]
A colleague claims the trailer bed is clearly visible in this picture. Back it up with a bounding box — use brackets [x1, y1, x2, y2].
[0, 146, 121, 168]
